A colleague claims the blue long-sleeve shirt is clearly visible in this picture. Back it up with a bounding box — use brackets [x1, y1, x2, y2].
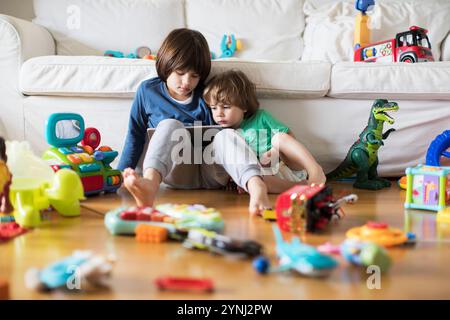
[117, 77, 214, 170]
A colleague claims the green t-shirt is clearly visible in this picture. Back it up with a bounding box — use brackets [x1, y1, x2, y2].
[238, 109, 289, 156]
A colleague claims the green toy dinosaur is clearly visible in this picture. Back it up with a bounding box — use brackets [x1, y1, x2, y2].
[326, 99, 399, 190]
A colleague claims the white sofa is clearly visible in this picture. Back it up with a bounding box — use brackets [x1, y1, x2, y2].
[1, 0, 449, 176]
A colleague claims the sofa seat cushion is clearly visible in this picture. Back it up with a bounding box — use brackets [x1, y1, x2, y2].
[329, 61, 450, 99]
[20, 56, 331, 98]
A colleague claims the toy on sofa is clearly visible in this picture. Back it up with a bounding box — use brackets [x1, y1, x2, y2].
[326, 99, 399, 190]
[0, 137, 13, 214]
[25, 250, 114, 292]
[253, 225, 338, 277]
[6, 141, 85, 228]
[404, 164, 450, 211]
[219, 34, 242, 58]
[354, 25, 434, 62]
[42, 113, 122, 196]
[104, 46, 152, 59]
[354, 0, 375, 50]
[275, 184, 357, 235]
[104, 204, 224, 237]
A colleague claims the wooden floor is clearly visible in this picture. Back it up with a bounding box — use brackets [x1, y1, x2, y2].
[1, 181, 450, 299]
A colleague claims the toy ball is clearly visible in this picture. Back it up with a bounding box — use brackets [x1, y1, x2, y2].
[398, 175, 407, 189]
[253, 256, 270, 274]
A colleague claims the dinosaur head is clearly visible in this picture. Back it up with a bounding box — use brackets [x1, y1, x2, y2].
[371, 99, 399, 125]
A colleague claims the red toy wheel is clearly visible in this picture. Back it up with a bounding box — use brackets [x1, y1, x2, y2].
[82, 127, 101, 149]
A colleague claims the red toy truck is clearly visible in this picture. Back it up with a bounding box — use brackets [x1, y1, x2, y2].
[354, 26, 434, 63]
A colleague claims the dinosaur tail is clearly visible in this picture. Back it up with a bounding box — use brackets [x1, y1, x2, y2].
[326, 161, 357, 181]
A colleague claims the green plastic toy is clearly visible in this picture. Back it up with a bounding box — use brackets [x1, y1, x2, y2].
[326, 99, 399, 190]
[7, 141, 85, 228]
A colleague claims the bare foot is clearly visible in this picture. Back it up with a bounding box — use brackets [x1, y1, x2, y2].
[247, 176, 271, 216]
[122, 168, 160, 207]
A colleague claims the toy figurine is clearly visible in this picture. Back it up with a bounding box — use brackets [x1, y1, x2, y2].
[326, 99, 399, 190]
[43, 113, 122, 195]
[0, 137, 12, 214]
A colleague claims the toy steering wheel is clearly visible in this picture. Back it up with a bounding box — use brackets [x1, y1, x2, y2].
[426, 130, 450, 166]
[82, 127, 101, 150]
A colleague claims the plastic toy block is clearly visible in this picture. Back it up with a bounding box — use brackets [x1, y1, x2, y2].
[155, 276, 214, 293]
[0, 278, 9, 300]
[262, 209, 276, 221]
[0, 222, 28, 242]
[135, 224, 168, 243]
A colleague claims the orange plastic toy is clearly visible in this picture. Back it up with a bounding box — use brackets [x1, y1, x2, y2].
[346, 221, 408, 247]
[135, 224, 168, 243]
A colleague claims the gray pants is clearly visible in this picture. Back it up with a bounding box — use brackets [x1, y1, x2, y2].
[143, 119, 261, 191]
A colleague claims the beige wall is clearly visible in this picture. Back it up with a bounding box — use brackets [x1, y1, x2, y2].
[0, 0, 34, 21]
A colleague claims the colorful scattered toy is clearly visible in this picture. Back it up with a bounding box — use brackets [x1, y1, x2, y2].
[43, 113, 122, 195]
[183, 228, 263, 258]
[275, 184, 357, 234]
[0, 278, 9, 300]
[104, 204, 224, 236]
[253, 225, 337, 277]
[6, 141, 84, 228]
[318, 239, 391, 273]
[437, 207, 450, 223]
[426, 130, 450, 166]
[0, 222, 28, 242]
[219, 34, 242, 58]
[0, 137, 12, 214]
[404, 164, 450, 211]
[25, 250, 114, 292]
[135, 224, 168, 243]
[327, 99, 399, 190]
[155, 276, 214, 293]
[346, 221, 412, 247]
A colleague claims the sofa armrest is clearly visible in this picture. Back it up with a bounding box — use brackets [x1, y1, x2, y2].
[0, 15, 55, 140]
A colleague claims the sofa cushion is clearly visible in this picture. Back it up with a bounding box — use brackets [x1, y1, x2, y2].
[32, 0, 185, 56]
[302, 0, 450, 63]
[185, 0, 305, 61]
[20, 56, 331, 98]
[329, 61, 450, 99]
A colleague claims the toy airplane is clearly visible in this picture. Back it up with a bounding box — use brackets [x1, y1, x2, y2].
[254, 225, 337, 277]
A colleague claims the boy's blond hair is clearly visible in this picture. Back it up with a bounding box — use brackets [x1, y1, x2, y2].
[203, 70, 259, 118]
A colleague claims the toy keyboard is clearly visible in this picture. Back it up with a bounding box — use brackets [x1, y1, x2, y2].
[104, 204, 224, 237]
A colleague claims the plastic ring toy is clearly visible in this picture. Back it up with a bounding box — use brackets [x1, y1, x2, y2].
[346, 221, 408, 247]
[425, 130, 450, 166]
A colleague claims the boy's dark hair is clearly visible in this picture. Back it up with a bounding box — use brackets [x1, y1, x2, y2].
[156, 28, 211, 83]
[203, 70, 259, 118]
